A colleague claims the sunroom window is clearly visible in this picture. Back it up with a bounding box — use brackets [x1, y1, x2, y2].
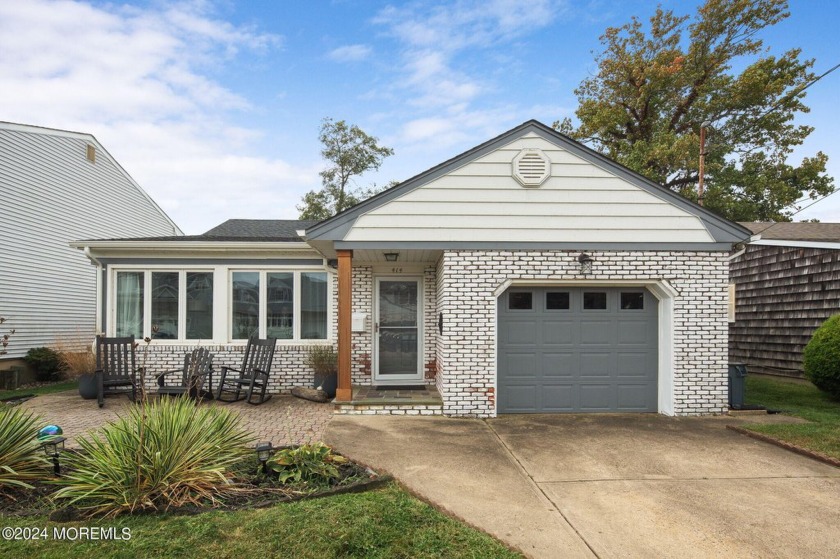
[115, 270, 214, 340]
[116, 271, 144, 337]
[230, 271, 328, 341]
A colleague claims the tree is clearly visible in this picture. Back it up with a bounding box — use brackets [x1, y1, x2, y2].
[555, 0, 834, 221]
[298, 118, 394, 221]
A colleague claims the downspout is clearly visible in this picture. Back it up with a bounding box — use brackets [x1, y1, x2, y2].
[84, 247, 104, 335]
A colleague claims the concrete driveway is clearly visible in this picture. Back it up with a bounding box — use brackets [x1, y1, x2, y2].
[324, 413, 840, 558]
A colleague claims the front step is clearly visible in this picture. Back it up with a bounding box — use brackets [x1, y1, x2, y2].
[333, 384, 444, 415]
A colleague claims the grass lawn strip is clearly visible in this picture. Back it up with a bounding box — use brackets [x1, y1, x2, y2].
[743, 376, 840, 462]
[0, 483, 521, 559]
[0, 381, 77, 400]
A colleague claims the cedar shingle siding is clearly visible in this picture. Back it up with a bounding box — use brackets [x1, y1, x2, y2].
[730, 244, 840, 376]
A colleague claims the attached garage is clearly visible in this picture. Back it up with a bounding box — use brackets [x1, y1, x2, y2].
[498, 286, 659, 413]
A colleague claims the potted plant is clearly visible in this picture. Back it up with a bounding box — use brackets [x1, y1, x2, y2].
[54, 334, 97, 399]
[305, 345, 338, 398]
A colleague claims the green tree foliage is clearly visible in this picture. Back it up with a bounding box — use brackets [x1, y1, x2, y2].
[803, 315, 840, 400]
[555, 0, 834, 221]
[298, 118, 394, 221]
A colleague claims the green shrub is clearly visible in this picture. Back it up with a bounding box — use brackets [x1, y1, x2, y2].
[803, 314, 840, 400]
[0, 407, 49, 494]
[52, 398, 252, 518]
[269, 442, 347, 485]
[24, 347, 62, 382]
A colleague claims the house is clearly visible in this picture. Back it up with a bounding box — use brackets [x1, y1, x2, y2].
[75, 120, 750, 417]
[0, 122, 181, 364]
[730, 221, 840, 377]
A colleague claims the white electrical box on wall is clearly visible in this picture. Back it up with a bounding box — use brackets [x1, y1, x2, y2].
[351, 312, 368, 332]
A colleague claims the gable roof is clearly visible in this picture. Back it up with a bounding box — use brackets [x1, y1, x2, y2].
[304, 120, 751, 246]
[0, 121, 182, 236]
[741, 222, 840, 243]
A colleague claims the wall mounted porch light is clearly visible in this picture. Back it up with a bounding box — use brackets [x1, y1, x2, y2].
[578, 252, 594, 275]
[383, 252, 400, 262]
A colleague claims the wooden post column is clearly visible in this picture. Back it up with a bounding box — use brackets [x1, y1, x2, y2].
[335, 249, 353, 402]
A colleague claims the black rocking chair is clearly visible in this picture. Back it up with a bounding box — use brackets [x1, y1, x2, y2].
[94, 335, 140, 408]
[155, 347, 214, 400]
[216, 336, 276, 405]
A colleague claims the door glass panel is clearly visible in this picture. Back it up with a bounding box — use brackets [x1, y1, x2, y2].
[583, 292, 607, 310]
[379, 281, 417, 327]
[378, 280, 419, 377]
[379, 330, 418, 376]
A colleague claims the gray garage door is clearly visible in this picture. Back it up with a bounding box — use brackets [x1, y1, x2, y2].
[498, 286, 658, 413]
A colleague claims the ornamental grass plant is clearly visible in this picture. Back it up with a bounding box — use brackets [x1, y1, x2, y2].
[0, 406, 49, 494]
[52, 397, 252, 518]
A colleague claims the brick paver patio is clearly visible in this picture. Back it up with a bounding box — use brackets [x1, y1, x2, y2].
[19, 390, 334, 448]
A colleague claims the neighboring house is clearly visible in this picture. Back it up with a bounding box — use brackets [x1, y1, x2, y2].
[730, 221, 840, 377]
[0, 122, 181, 361]
[76, 120, 750, 417]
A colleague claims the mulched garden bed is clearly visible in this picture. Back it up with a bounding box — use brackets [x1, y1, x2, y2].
[0, 451, 389, 521]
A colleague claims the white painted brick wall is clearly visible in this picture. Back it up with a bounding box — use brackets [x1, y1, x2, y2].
[437, 250, 729, 418]
[137, 342, 335, 393]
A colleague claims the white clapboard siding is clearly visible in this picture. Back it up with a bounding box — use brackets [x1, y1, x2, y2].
[0, 124, 180, 360]
[343, 133, 714, 243]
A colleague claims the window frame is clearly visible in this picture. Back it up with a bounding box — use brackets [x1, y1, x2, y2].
[112, 268, 215, 342]
[228, 268, 330, 342]
[109, 264, 332, 344]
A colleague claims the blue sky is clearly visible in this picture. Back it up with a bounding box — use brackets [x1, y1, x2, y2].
[1, 0, 838, 233]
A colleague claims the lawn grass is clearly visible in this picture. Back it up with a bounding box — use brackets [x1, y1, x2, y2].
[744, 375, 840, 460]
[0, 483, 521, 559]
[0, 381, 77, 400]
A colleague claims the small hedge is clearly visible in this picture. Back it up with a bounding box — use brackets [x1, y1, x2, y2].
[24, 347, 63, 382]
[803, 314, 840, 400]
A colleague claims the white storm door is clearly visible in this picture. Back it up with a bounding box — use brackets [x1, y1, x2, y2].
[374, 277, 423, 384]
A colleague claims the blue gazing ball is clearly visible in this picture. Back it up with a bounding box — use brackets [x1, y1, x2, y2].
[37, 425, 63, 440]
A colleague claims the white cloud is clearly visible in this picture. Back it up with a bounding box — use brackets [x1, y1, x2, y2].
[372, 1, 567, 147]
[0, 0, 315, 234]
[328, 44, 372, 62]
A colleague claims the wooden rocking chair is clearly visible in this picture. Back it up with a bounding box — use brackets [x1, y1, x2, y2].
[155, 347, 214, 400]
[94, 336, 139, 408]
[216, 336, 276, 405]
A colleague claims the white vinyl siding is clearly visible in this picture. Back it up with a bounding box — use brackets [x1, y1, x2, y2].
[0, 125, 180, 358]
[343, 133, 715, 244]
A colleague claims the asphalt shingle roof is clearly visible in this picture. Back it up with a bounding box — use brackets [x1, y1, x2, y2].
[740, 222, 840, 242]
[84, 219, 317, 242]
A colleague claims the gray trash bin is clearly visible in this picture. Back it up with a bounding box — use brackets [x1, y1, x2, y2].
[728, 363, 748, 409]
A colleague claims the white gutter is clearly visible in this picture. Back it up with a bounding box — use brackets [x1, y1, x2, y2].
[70, 240, 313, 251]
[84, 247, 104, 334]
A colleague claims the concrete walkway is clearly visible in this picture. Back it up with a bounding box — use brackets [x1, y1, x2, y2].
[20, 390, 334, 447]
[324, 413, 840, 559]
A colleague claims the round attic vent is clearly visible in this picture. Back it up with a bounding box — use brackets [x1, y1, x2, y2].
[512, 148, 550, 187]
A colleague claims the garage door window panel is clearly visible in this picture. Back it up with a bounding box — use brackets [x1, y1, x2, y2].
[546, 291, 570, 310]
[583, 292, 608, 310]
[620, 292, 645, 310]
[508, 292, 533, 311]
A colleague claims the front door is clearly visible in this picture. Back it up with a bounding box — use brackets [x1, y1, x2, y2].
[374, 277, 423, 384]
